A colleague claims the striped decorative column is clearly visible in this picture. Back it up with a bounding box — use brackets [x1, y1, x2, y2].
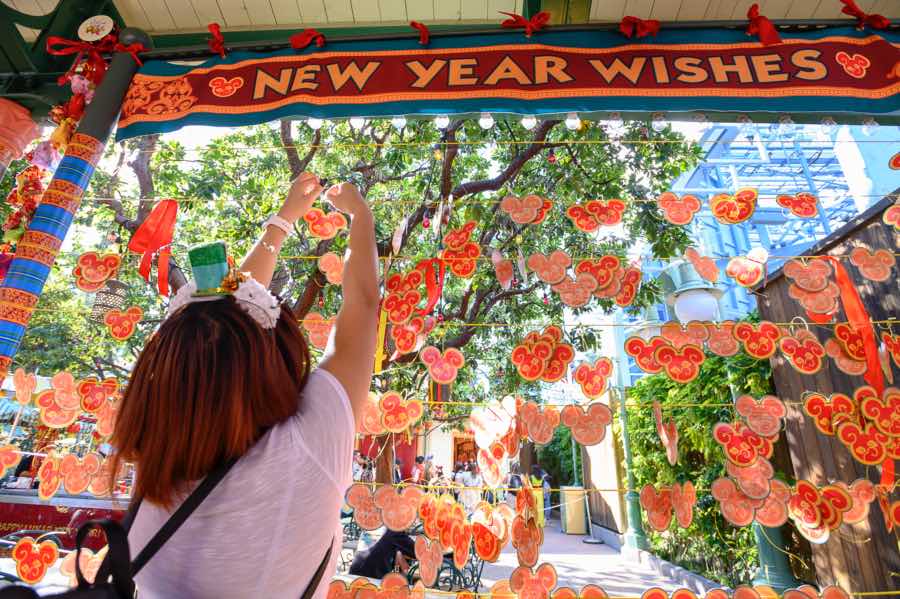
[0, 28, 151, 380]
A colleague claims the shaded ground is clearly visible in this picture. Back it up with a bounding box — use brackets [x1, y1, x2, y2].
[481, 517, 683, 596]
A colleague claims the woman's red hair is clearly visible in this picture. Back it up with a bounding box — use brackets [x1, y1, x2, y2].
[111, 299, 310, 506]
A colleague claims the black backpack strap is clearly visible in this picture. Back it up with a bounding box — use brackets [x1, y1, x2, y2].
[300, 538, 334, 599]
[74, 520, 134, 597]
[131, 457, 239, 575]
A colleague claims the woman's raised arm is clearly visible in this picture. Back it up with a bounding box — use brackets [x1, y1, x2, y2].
[240, 172, 323, 287]
[319, 183, 380, 421]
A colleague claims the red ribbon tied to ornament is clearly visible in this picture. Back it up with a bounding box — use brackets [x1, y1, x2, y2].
[746, 4, 781, 45]
[500, 11, 551, 37]
[410, 21, 430, 46]
[290, 29, 326, 50]
[619, 16, 660, 39]
[208, 23, 226, 58]
[840, 0, 891, 30]
[128, 199, 178, 296]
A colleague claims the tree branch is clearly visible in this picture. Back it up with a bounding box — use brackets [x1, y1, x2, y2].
[444, 283, 540, 349]
[280, 120, 321, 179]
[450, 120, 561, 198]
[440, 120, 464, 199]
[128, 134, 159, 222]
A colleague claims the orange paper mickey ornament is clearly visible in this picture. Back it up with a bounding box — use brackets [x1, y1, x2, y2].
[849, 247, 894, 281]
[104, 306, 142, 341]
[519, 401, 560, 445]
[414, 536, 443, 586]
[624, 335, 670, 374]
[802, 391, 856, 436]
[317, 252, 344, 285]
[77, 377, 118, 413]
[779, 330, 826, 374]
[574, 256, 621, 292]
[560, 403, 612, 446]
[501, 195, 544, 224]
[379, 391, 424, 434]
[303, 312, 334, 349]
[565, 199, 625, 232]
[73, 251, 122, 292]
[657, 192, 701, 225]
[419, 346, 464, 384]
[882, 199, 900, 231]
[509, 563, 558, 599]
[303, 208, 347, 239]
[345, 483, 382, 530]
[11, 537, 58, 584]
[710, 188, 757, 224]
[527, 251, 571, 285]
[653, 343, 704, 382]
[60, 452, 102, 495]
[733, 321, 781, 359]
[374, 485, 425, 531]
[12, 368, 35, 406]
[734, 394, 785, 437]
[726, 249, 767, 288]
[0, 445, 21, 477]
[573, 358, 613, 399]
[776, 192, 819, 218]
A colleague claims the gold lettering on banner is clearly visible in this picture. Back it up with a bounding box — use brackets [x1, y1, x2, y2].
[484, 56, 532, 86]
[291, 65, 321, 91]
[792, 49, 828, 81]
[708, 55, 753, 83]
[253, 68, 292, 99]
[750, 54, 788, 83]
[588, 57, 647, 84]
[674, 57, 708, 84]
[326, 61, 382, 91]
[650, 56, 670, 84]
[406, 60, 448, 88]
[534, 56, 573, 84]
[448, 58, 479, 86]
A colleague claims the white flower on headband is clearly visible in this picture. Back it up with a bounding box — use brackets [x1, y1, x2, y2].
[167, 278, 281, 329]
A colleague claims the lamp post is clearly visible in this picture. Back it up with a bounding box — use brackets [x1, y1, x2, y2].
[660, 260, 798, 592]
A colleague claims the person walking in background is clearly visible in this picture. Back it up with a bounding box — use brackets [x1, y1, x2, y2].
[393, 459, 403, 485]
[531, 464, 551, 526]
[411, 456, 425, 484]
[451, 462, 464, 500]
[459, 463, 483, 513]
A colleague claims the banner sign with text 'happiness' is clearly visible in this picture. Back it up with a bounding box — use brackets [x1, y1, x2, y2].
[115, 27, 900, 141]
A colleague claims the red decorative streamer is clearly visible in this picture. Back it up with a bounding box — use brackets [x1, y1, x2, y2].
[499, 11, 551, 37]
[822, 256, 892, 485]
[127, 199, 178, 296]
[290, 29, 326, 50]
[410, 21, 430, 46]
[619, 16, 661, 39]
[745, 4, 782, 45]
[208, 22, 226, 58]
[416, 258, 445, 317]
[840, 0, 891, 30]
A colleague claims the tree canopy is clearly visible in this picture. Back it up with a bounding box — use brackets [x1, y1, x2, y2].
[10, 118, 701, 416]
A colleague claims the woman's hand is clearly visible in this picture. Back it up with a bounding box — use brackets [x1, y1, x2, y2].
[278, 171, 323, 224]
[325, 182, 369, 216]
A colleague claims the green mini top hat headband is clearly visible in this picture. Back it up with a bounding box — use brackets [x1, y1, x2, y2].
[167, 241, 281, 328]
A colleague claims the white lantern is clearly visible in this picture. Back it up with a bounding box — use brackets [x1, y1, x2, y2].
[391, 116, 407, 129]
[306, 117, 323, 130]
[520, 115, 537, 130]
[673, 288, 720, 324]
[651, 112, 667, 132]
[478, 113, 495, 130]
[434, 115, 450, 129]
[565, 112, 581, 130]
[349, 117, 365, 130]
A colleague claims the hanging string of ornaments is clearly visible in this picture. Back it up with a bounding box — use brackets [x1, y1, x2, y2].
[4, 2, 899, 594]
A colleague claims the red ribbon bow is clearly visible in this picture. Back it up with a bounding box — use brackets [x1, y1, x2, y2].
[46, 34, 145, 86]
[410, 21, 430, 46]
[208, 23, 226, 58]
[128, 199, 178, 296]
[840, 0, 891, 30]
[619, 16, 661, 39]
[746, 4, 781, 45]
[499, 11, 551, 37]
[290, 29, 326, 50]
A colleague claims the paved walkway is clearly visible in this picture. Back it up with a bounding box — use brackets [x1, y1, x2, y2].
[481, 518, 684, 596]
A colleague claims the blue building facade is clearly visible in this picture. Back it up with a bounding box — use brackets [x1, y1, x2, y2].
[616, 122, 900, 385]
